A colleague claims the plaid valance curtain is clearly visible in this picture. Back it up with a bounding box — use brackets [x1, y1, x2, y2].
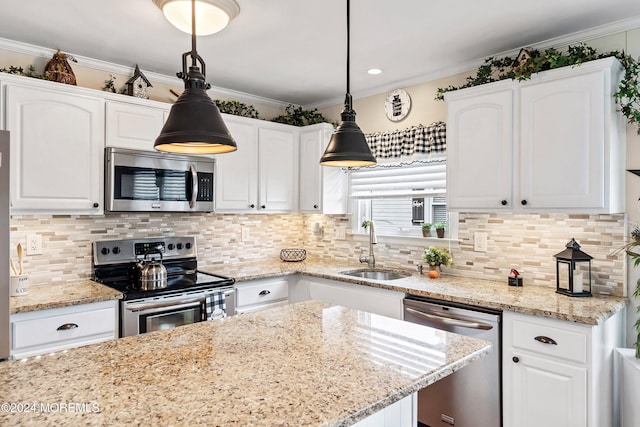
[365, 121, 446, 162]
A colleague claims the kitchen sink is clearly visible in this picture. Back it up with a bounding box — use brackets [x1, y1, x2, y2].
[340, 269, 411, 281]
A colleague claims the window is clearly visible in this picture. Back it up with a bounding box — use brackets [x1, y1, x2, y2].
[350, 158, 457, 239]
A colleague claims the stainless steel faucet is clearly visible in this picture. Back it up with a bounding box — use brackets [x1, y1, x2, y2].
[359, 220, 377, 268]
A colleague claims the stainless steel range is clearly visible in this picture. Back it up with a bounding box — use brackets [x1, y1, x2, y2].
[93, 237, 235, 337]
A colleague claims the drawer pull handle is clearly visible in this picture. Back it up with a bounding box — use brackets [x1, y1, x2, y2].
[57, 323, 79, 331]
[534, 335, 557, 345]
[258, 290, 271, 296]
[512, 356, 520, 363]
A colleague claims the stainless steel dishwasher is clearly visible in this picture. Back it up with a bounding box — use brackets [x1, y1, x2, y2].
[403, 296, 501, 427]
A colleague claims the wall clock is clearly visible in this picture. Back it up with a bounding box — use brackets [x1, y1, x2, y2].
[384, 89, 411, 122]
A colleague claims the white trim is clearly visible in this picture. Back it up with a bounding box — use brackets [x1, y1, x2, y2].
[0, 36, 292, 109]
[305, 15, 640, 110]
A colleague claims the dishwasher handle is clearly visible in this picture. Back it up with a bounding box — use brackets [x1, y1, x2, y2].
[405, 306, 493, 330]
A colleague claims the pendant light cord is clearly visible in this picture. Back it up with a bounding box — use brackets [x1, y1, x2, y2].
[344, 0, 353, 111]
[191, 0, 197, 68]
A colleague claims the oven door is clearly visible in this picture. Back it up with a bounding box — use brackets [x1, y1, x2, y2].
[121, 288, 235, 337]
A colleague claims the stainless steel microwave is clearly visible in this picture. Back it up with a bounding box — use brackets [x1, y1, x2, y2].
[105, 147, 214, 212]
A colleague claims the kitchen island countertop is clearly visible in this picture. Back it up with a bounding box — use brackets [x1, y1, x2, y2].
[202, 258, 626, 326]
[0, 300, 490, 426]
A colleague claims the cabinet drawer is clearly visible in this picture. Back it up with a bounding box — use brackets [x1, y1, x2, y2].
[13, 307, 116, 350]
[510, 316, 587, 364]
[236, 279, 289, 307]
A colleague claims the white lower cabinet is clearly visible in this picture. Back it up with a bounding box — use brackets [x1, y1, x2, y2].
[295, 276, 405, 320]
[352, 393, 416, 427]
[10, 300, 118, 359]
[235, 277, 290, 314]
[503, 310, 624, 427]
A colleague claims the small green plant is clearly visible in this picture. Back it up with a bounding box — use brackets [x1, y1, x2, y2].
[422, 223, 432, 230]
[102, 74, 117, 93]
[422, 246, 453, 269]
[614, 226, 640, 359]
[213, 100, 260, 119]
[361, 219, 371, 230]
[434, 222, 446, 230]
[271, 104, 329, 126]
[435, 43, 640, 134]
[0, 65, 44, 79]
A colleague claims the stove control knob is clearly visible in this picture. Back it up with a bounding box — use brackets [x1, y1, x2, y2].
[177, 243, 183, 250]
[185, 242, 192, 249]
[167, 243, 175, 250]
[112, 247, 121, 254]
[101, 247, 110, 255]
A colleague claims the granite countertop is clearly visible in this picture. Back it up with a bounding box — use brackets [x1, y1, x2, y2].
[9, 280, 122, 315]
[0, 300, 490, 426]
[202, 258, 627, 326]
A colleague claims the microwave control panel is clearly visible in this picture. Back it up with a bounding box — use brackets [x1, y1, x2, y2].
[196, 172, 214, 202]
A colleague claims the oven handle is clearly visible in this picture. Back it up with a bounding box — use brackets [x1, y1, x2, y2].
[189, 164, 198, 209]
[126, 297, 205, 312]
[404, 307, 493, 330]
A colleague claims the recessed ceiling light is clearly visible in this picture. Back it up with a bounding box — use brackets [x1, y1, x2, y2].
[367, 68, 383, 75]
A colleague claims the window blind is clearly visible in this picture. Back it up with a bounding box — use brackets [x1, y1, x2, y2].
[350, 158, 446, 199]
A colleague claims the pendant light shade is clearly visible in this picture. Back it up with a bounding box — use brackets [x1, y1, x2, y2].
[320, 0, 376, 167]
[155, 0, 237, 154]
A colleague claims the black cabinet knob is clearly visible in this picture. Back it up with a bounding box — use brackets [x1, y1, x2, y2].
[501, 200, 507, 206]
[261, 205, 266, 209]
[512, 356, 520, 363]
[521, 200, 528, 206]
[313, 204, 318, 209]
[93, 203, 99, 208]
[250, 204, 255, 208]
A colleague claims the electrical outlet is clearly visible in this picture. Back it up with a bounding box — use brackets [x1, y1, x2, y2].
[474, 232, 487, 252]
[26, 234, 43, 255]
[335, 227, 346, 240]
[241, 227, 250, 242]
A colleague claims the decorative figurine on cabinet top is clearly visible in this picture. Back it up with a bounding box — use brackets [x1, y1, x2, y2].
[126, 64, 152, 99]
[554, 238, 592, 297]
[44, 50, 77, 85]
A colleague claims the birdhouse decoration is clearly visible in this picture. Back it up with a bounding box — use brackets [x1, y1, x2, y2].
[554, 238, 592, 297]
[126, 64, 152, 99]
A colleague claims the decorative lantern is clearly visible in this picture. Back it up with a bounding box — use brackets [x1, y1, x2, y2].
[554, 238, 592, 297]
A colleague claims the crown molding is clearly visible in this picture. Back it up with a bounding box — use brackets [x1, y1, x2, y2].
[306, 15, 640, 110]
[0, 36, 292, 109]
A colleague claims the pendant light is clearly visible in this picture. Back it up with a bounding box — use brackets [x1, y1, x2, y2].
[154, 0, 237, 154]
[320, 0, 376, 167]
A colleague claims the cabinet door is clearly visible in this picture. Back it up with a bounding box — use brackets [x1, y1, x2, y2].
[446, 89, 513, 210]
[258, 127, 296, 212]
[299, 129, 323, 212]
[5, 84, 104, 214]
[506, 352, 587, 427]
[215, 119, 258, 211]
[105, 101, 166, 150]
[519, 71, 605, 210]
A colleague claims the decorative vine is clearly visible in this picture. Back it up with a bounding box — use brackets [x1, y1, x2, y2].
[436, 43, 640, 133]
[213, 100, 260, 119]
[0, 65, 44, 79]
[271, 104, 329, 127]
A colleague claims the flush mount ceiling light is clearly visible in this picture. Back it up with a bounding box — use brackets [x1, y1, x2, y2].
[320, 0, 376, 168]
[154, 0, 237, 154]
[153, 0, 240, 36]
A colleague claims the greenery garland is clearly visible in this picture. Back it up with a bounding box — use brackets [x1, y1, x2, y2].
[271, 104, 329, 127]
[214, 100, 260, 119]
[436, 44, 640, 134]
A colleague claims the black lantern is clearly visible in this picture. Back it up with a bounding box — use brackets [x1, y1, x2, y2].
[554, 238, 592, 297]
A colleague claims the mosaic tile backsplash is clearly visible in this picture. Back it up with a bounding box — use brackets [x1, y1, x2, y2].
[9, 212, 627, 297]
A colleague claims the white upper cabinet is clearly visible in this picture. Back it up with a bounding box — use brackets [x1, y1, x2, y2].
[215, 117, 258, 211]
[3, 80, 105, 214]
[446, 57, 625, 213]
[105, 100, 168, 151]
[299, 123, 348, 214]
[215, 116, 297, 213]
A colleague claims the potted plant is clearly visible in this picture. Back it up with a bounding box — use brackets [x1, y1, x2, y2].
[421, 246, 453, 278]
[434, 222, 446, 238]
[615, 227, 640, 358]
[421, 223, 432, 237]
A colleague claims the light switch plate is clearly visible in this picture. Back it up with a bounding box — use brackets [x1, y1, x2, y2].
[241, 227, 250, 242]
[474, 232, 487, 252]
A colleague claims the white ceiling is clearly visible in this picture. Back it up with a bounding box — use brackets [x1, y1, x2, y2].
[1, 0, 640, 107]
